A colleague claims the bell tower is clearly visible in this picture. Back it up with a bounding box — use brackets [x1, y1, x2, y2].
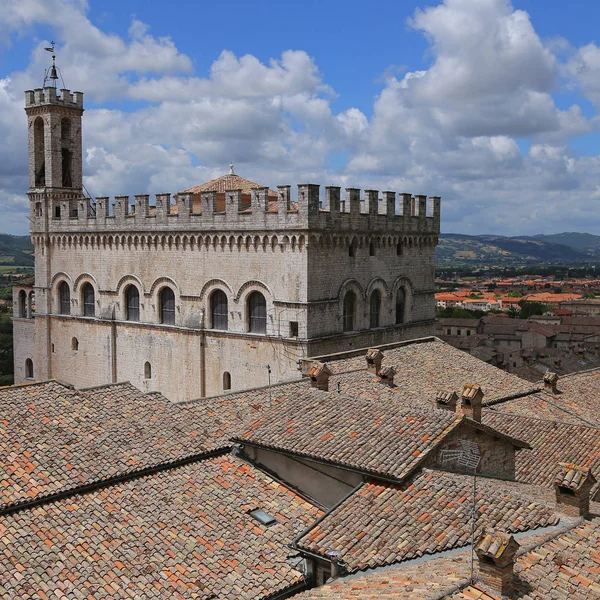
[24, 42, 84, 231]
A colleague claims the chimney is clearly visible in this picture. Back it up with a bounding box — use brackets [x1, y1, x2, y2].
[543, 372, 559, 394]
[458, 384, 484, 422]
[365, 348, 383, 374]
[377, 366, 396, 387]
[554, 463, 596, 518]
[326, 549, 341, 580]
[436, 390, 458, 411]
[309, 362, 332, 392]
[474, 529, 520, 597]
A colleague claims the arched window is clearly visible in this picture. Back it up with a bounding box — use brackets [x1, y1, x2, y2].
[223, 371, 231, 391]
[211, 290, 228, 330]
[396, 288, 406, 324]
[25, 359, 33, 379]
[248, 291, 267, 334]
[369, 242, 375, 257]
[61, 118, 72, 187]
[348, 240, 356, 258]
[58, 281, 71, 315]
[28, 291, 35, 318]
[159, 287, 175, 325]
[144, 362, 152, 379]
[18, 290, 26, 318]
[71, 337, 79, 351]
[82, 283, 95, 317]
[125, 285, 140, 321]
[34, 117, 45, 187]
[343, 291, 356, 332]
[370, 290, 381, 328]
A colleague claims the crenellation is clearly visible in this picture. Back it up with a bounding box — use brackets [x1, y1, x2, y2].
[365, 190, 379, 216]
[25, 87, 84, 108]
[32, 186, 440, 236]
[347, 188, 360, 214]
[399, 193, 412, 217]
[383, 191, 395, 216]
[325, 186, 340, 214]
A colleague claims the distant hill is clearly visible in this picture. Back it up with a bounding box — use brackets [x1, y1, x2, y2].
[0, 234, 34, 266]
[436, 233, 597, 266]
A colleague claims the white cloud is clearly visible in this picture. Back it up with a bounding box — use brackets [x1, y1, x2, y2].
[1, 0, 600, 236]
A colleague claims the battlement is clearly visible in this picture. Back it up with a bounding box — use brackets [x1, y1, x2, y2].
[30, 185, 441, 235]
[25, 87, 84, 110]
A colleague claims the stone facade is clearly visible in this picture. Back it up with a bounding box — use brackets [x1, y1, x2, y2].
[13, 86, 441, 401]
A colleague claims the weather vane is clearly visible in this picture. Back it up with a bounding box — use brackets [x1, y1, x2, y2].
[43, 41, 65, 88]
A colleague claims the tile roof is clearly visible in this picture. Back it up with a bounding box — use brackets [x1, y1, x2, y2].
[292, 553, 472, 599]
[452, 516, 600, 600]
[483, 411, 600, 497]
[0, 456, 322, 599]
[295, 469, 558, 573]
[235, 388, 473, 481]
[0, 379, 280, 510]
[319, 340, 537, 405]
[179, 173, 278, 196]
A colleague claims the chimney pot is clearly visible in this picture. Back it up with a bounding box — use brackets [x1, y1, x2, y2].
[458, 384, 484, 422]
[475, 529, 520, 597]
[377, 366, 396, 387]
[365, 348, 384, 374]
[436, 390, 458, 411]
[309, 362, 332, 392]
[543, 372, 559, 394]
[554, 463, 596, 518]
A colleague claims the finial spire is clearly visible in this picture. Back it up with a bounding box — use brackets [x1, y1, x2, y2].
[43, 41, 64, 88]
[229, 163, 235, 175]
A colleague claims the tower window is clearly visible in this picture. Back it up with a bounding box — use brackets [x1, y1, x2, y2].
[396, 288, 406, 324]
[370, 290, 381, 328]
[223, 371, 231, 391]
[61, 118, 72, 188]
[18, 290, 27, 318]
[159, 287, 175, 325]
[369, 242, 375, 257]
[348, 241, 356, 258]
[72, 337, 79, 351]
[343, 291, 356, 332]
[397, 242, 402, 256]
[125, 285, 140, 321]
[248, 291, 267, 334]
[145, 362, 152, 379]
[54, 205, 61, 219]
[25, 359, 33, 379]
[33, 117, 45, 187]
[82, 283, 95, 317]
[289, 321, 299, 338]
[211, 289, 228, 330]
[58, 281, 71, 315]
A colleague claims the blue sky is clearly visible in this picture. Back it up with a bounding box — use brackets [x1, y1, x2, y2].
[2, 0, 600, 236]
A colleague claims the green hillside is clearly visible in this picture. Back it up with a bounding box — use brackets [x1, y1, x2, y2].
[436, 233, 595, 266]
[0, 234, 34, 266]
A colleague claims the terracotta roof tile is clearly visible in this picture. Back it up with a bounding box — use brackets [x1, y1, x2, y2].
[0, 456, 322, 599]
[0, 380, 278, 510]
[179, 173, 278, 196]
[295, 469, 558, 573]
[483, 411, 600, 497]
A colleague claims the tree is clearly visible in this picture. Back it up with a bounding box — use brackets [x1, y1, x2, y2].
[518, 300, 547, 319]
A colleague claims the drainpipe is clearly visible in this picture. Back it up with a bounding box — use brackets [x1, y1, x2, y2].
[200, 315, 206, 398]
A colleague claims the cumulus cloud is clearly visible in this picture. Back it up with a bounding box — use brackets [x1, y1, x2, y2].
[1, 0, 600, 235]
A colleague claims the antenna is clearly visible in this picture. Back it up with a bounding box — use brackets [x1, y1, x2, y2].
[43, 41, 66, 88]
[439, 440, 481, 583]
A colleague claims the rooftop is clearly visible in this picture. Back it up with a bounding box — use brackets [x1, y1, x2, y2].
[295, 469, 558, 573]
[0, 455, 322, 599]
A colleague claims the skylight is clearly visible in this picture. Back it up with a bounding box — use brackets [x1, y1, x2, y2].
[249, 509, 277, 526]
